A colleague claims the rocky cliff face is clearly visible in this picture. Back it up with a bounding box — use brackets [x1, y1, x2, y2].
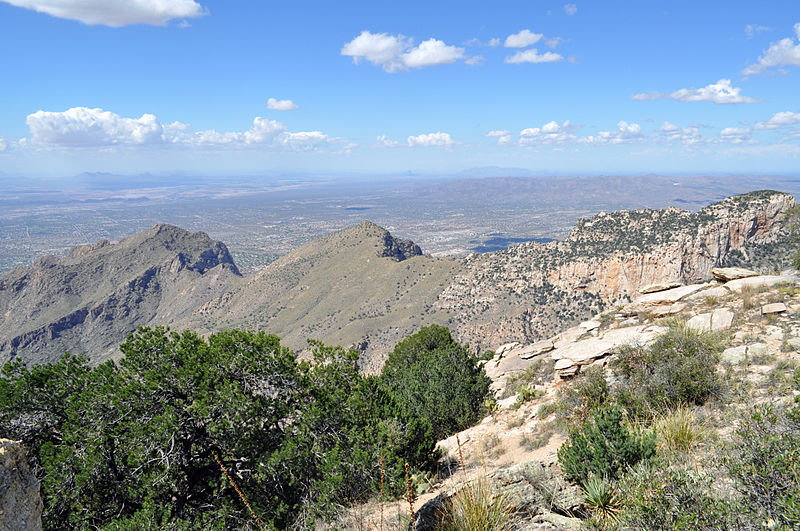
[0, 224, 241, 366]
[438, 191, 795, 351]
[0, 439, 43, 531]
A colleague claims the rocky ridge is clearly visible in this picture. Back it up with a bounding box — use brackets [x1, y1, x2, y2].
[0, 191, 794, 368]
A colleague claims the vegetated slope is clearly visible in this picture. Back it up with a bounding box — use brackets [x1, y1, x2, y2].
[182, 221, 460, 372]
[0, 224, 241, 365]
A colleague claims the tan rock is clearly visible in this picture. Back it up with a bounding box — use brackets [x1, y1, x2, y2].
[711, 267, 758, 281]
[686, 286, 730, 300]
[687, 308, 734, 332]
[761, 302, 787, 314]
[639, 281, 682, 294]
[724, 275, 795, 293]
[554, 358, 576, 370]
[518, 339, 555, 360]
[637, 283, 711, 305]
[650, 302, 687, 317]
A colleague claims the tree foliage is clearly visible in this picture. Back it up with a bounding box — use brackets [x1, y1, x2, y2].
[1, 324, 487, 529]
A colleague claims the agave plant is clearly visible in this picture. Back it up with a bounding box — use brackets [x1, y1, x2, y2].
[582, 475, 622, 528]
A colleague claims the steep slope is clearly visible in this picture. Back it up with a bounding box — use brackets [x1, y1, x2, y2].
[437, 190, 795, 351]
[0, 224, 241, 365]
[183, 221, 458, 372]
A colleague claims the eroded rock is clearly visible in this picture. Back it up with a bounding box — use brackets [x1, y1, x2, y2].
[0, 439, 43, 531]
[711, 267, 758, 282]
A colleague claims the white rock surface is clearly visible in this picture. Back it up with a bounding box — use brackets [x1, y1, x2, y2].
[724, 275, 794, 293]
[761, 302, 787, 314]
[639, 281, 682, 294]
[721, 345, 748, 364]
[711, 267, 758, 281]
[637, 283, 711, 305]
[686, 308, 734, 332]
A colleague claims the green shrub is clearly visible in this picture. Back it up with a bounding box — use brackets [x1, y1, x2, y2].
[617, 464, 741, 530]
[611, 322, 723, 418]
[380, 325, 490, 442]
[725, 404, 800, 528]
[557, 406, 655, 484]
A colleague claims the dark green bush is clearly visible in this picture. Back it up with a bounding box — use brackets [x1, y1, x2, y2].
[611, 323, 723, 418]
[557, 405, 655, 484]
[380, 324, 490, 442]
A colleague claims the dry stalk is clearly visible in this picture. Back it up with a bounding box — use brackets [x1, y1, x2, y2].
[456, 433, 467, 478]
[211, 448, 264, 531]
[405, 462, 416, 530]
[380, 451, 385, 531]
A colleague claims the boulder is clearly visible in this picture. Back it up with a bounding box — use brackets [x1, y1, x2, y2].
[637, 283, 711, 305]
[686, 308, 734, 333]
[748, 343, 768, 358]
[639, 281, 682, 294]
[721, 345, 748, 364]
[0, 439, 43, 531]
[711, 267, 758, 282]
[761, 302, 787, 315]
[650, 302, 687, 317]
[686, 286, 730, 300]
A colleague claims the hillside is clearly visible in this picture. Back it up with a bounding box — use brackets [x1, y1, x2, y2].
[0, 190, 795, 368]
[0, 224, 241, 365]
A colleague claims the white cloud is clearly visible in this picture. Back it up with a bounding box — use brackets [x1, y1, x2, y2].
[407, 132, 455, 147]
[519, 120, 576, 145]
[583, 121, 644, 145]
[24, 107, 330, 151]
[465, 55, 485, 66]
[658, 122, 704, 145]
[632, 79, 759, 104]
[545, 37, 563, 48]
[376, 135, 399, 147]
[0, 137, 6, 152]
[402, 38, 465, 68]
[754, 111, 800, 130]
[1, 0, 205, 27]
[341, 31, 465, 72]
[745, 24, 770, 39]
[504, 49, 563, 64]
[488, 38, 500, 47]
[266, 98, 298, 111]
[564, 3, 578, 15]
[719, 127, 752, 144]
[486, 130, 512, 145]
[504, 29, 543, 48]
[742, 23, 800, 76]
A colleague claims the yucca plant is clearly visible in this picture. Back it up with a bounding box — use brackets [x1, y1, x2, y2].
[438, 477, 515, 531]
[582, 475, 622, 529]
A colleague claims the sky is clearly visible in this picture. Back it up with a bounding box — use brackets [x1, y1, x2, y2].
[0, 0, 799, 177]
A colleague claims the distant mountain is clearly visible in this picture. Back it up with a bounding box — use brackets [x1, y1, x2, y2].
[0, 191, 794, 369]
[0, 225, 241, 365]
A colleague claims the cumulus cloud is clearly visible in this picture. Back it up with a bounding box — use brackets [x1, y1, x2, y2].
[658, 122, 704, 145]
[564, 3, 578, 15]
[742, 23, 800, 76]
[754, 110, 800, 130]
[488, 38, 500, 47]
[407, 132, 455, 147]
[519, 120, 576, 145]
[1, 0, 205, 27]
[486, 130, 512, 145]
[583, 121, 644, 145]
[0, 137, 6, 152]
[504, 49, 563, 64]
[402, 38, 465, 68]
[341, 31, 465, 72]
[632, 79, 759, 104]
[25, 107, 329, 151]
[504, 29, 543, 48]
[266, 98, 298, 111]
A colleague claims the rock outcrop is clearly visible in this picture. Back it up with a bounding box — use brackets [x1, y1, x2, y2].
[0, 439, 43, 531]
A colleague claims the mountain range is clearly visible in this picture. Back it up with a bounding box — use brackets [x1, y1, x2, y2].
[0, 190, 794, 371]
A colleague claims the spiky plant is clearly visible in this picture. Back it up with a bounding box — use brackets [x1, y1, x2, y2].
[582, 475, 622, 528]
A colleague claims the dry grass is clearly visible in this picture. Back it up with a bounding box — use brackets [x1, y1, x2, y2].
[437, 476, 516, 531]
[654, 407, 708, 454]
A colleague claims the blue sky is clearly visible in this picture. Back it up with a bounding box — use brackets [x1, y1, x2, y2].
[0, 0, 799, 176]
